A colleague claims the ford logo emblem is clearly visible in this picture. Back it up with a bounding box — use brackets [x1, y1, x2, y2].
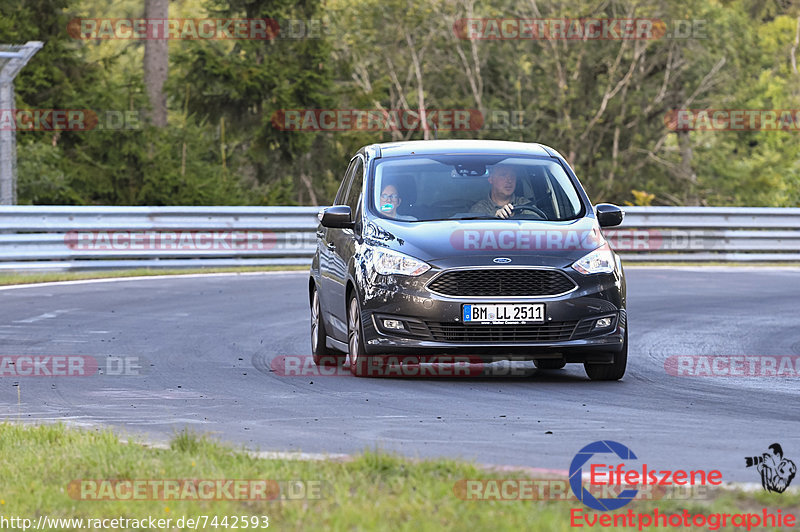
[493, 257, 512, 264]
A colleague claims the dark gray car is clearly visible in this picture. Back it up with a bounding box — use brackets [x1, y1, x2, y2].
[309, 140, 627, 380]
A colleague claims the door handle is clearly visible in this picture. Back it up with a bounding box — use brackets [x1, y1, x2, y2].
[316, 230, 325, 239]
[326, 241, 336, 250]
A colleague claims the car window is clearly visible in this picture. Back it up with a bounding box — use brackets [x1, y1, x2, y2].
[371, 155, 584, 221]
[334, 158, 358, 205]
[343, 157, 364, 212]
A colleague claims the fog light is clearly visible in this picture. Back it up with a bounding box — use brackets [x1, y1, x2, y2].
[383, 319, 405, 330]
[594, 317, 613, 329]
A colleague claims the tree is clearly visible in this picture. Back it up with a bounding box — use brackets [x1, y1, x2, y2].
[171, 0, 336, 204]
[144, 0, 169, 126]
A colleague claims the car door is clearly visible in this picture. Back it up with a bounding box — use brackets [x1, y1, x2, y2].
[319, 156, 361, 340]
[326, 156, 365, 340]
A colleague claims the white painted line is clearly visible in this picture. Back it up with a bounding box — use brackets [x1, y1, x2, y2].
[252, 450, 353, 461]
[12, 308, 79, 323]
[120, 439, 353, 462]
[0, 270, 307, 291]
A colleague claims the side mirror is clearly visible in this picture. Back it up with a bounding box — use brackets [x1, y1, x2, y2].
[320, 205, 355, 229]
[595, 203, 624, 228]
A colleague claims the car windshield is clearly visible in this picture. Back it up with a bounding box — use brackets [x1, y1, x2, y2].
[370, 155, 584, 222]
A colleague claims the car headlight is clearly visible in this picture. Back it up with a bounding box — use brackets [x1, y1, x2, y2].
[572, 243, 616, 275]
[368, 247, 430, 276]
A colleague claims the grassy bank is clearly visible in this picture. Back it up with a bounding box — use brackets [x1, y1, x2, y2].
[0, 423, 797, 530]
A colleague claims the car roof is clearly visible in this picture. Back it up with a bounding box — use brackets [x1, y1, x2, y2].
[369, 139, 559, 158]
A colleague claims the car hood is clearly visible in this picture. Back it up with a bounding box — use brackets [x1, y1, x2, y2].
[363, 217, 606, 269]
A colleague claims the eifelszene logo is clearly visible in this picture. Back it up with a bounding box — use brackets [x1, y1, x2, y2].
[569, 441, 639, 511]
[745, 443, 797, 493]
[569, 440, 723, 512]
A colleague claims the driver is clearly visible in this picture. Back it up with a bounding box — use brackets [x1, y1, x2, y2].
[470, 165, 534, 219]
[378, 181, 416, 221]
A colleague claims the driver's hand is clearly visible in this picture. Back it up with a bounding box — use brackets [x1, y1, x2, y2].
[495, 204, 513, 219]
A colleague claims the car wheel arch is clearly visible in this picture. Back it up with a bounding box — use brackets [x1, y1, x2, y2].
[308, 278, 317, 306]
[345, 280, 357, 309]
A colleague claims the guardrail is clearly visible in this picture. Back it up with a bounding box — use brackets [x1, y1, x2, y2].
[0, 206, 797, 271]
[605, 206, 800, 262]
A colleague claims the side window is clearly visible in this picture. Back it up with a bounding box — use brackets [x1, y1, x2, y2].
[344, 157, 364, 212]
[334, 158, 358, 205]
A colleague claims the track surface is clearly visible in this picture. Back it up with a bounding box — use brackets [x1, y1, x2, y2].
[1, 268, 798, 481]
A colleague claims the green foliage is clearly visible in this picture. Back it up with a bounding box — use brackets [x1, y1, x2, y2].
[169, 0, 336, 203]
[694, 11, 800, 206]
[17, 141, 80, 204]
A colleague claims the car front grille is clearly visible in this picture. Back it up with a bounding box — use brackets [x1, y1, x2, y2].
[426, 268, 576, 297]
[425, 321, 578, 343]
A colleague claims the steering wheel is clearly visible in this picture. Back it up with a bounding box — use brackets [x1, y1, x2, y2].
[511, 205, 547, 219]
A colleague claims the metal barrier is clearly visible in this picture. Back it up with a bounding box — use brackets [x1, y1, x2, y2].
[0, 206, 798, 271]
[605, 206, 800, 262]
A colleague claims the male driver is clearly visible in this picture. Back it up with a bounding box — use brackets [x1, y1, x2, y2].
[470, 165, 533, 219]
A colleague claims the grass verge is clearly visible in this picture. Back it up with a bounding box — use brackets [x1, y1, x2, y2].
[0, 423, 797, 531]
[0, 266, 307, 287]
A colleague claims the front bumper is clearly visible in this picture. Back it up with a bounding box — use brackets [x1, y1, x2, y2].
[357, 265, 626, 362]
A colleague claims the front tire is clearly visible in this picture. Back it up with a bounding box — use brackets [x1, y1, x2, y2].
[584, 329, 628, 381]
[347, 295, 374, 377]
[311, 287, 344, 367]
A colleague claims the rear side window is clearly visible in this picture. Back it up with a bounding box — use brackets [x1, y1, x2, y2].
[343, 157, 364, 212]
[335, 158, 358, 205]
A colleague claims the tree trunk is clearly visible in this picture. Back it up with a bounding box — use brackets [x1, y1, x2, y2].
[144, 0, 168, 127]
[677, 130, 698, 205]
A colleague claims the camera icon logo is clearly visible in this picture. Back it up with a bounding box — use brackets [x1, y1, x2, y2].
[745, 443, 796, 493]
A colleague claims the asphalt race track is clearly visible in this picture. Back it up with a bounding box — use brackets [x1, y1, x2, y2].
[1, 268, 798, 481]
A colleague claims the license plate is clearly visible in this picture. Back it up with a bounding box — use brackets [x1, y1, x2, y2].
[462, 304, 545, 324]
